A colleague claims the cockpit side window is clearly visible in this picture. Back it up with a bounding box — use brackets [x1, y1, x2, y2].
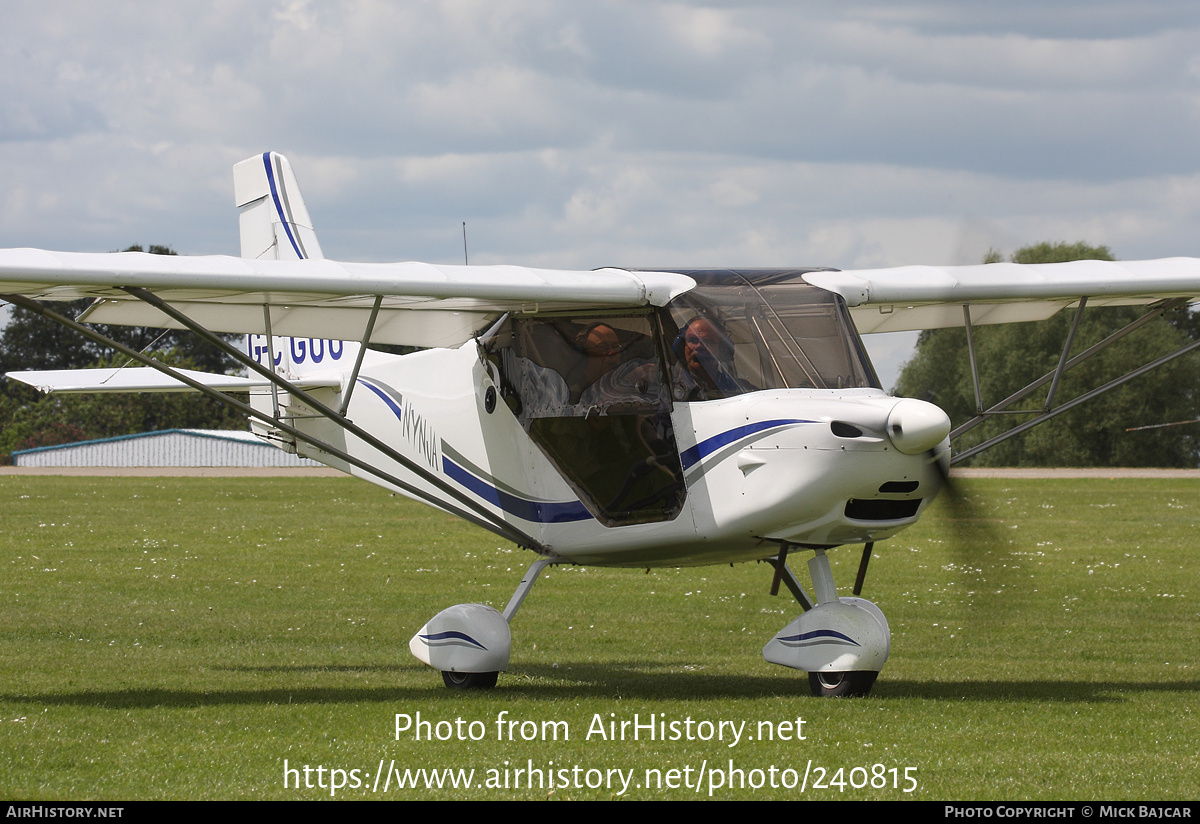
[488, 313, 669, 424]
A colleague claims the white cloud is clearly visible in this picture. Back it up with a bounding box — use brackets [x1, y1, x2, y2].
[2, 0, 1199, 388]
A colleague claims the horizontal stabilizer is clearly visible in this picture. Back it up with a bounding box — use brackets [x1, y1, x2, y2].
[6, 367, 340, 394]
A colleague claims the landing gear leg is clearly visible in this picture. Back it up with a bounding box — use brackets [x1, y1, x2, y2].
[410, 555, 555, 690]
[764, 544, 815, 611]
[762, 548, 891, 698]
[502, 556, 553, 622]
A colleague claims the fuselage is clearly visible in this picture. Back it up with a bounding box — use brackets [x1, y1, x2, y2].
[253, 270, 951, 568]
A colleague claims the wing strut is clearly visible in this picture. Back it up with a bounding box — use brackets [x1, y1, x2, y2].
[963, 305, 983, 415]
[949, 297, 1195, 464]
[1, 291, 544, 552]
[118, 286, 544, 549]
[262, 305, 281, 418]
[1043, 297, 1087, 410]
[952, 321, 1200, 464]
[339, 294, 382, 417]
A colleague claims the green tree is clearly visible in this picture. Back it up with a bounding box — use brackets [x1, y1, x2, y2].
[895, 242, 1200, 467]
[0, 245, 247, 460]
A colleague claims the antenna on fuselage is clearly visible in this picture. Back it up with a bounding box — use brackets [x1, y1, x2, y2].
[463, 221, 469, 265]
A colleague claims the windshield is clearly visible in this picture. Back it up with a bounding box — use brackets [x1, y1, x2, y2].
[656, 269, 879, 400]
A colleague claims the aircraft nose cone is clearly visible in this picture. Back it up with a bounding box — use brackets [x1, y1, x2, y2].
[886, 399, 951, 455]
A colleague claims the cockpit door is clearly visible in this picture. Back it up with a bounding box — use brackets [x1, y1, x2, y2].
[483, 312, 686, 527]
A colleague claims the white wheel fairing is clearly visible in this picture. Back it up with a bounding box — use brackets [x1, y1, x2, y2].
[410, 603, 511, 675]
[762, 596, 890, 674]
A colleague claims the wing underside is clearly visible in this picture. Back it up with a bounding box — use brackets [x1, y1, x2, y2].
[7, 367, 338, 394]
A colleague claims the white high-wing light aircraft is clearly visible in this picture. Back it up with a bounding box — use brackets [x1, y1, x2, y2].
[5, 153, 1200, 697]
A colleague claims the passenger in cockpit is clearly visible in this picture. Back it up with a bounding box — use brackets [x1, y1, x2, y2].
[577, 323, 664, 413]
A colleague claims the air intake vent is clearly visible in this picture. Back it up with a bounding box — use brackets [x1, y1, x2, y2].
[830, 421, 863, 438]
[845, 498, 922, 521]
[879, 480, 919, 493]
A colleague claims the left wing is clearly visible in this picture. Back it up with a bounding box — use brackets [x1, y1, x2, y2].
[0, 250, 696, 348]
[804, 258, 1200, 333]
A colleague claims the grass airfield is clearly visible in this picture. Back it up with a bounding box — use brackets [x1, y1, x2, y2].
[1, 474, 1196, 800]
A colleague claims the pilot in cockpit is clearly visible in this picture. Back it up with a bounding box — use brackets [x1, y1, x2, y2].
[576, 323, 623, 399]
[670, 316, 753, 401]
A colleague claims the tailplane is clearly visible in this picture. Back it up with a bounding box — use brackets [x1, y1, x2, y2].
[233, 152, 324, 261]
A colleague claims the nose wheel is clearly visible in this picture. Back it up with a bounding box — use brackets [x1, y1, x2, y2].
[442, 670, 499, 690]
[763, 548, 891, 697]
[808, 670, 878, 698]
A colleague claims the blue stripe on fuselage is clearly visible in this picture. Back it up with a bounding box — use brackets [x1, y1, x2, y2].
[443, 457, 593, 524]
[679, 419, 814, 470]
[356, 377, 592, 524]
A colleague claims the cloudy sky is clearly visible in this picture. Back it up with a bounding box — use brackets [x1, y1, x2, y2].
[3, 1, 1200, 385]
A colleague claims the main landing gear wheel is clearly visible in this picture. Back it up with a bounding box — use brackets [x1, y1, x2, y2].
[808, 670, 878, 698]
[441, 670, 499, 690]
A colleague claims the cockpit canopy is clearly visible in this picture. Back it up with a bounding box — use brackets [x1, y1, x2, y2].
[478, 269, 879, 527]
[483, 269, 878, 420]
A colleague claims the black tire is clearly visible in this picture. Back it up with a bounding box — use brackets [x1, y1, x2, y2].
[808, 670, 877, 698]
[441, 670, 499, 690]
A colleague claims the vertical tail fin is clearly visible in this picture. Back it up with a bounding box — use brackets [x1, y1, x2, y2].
[236, 154, 348, 453]
[233, 152, 324, 261]
[235, 152, 356, 387]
